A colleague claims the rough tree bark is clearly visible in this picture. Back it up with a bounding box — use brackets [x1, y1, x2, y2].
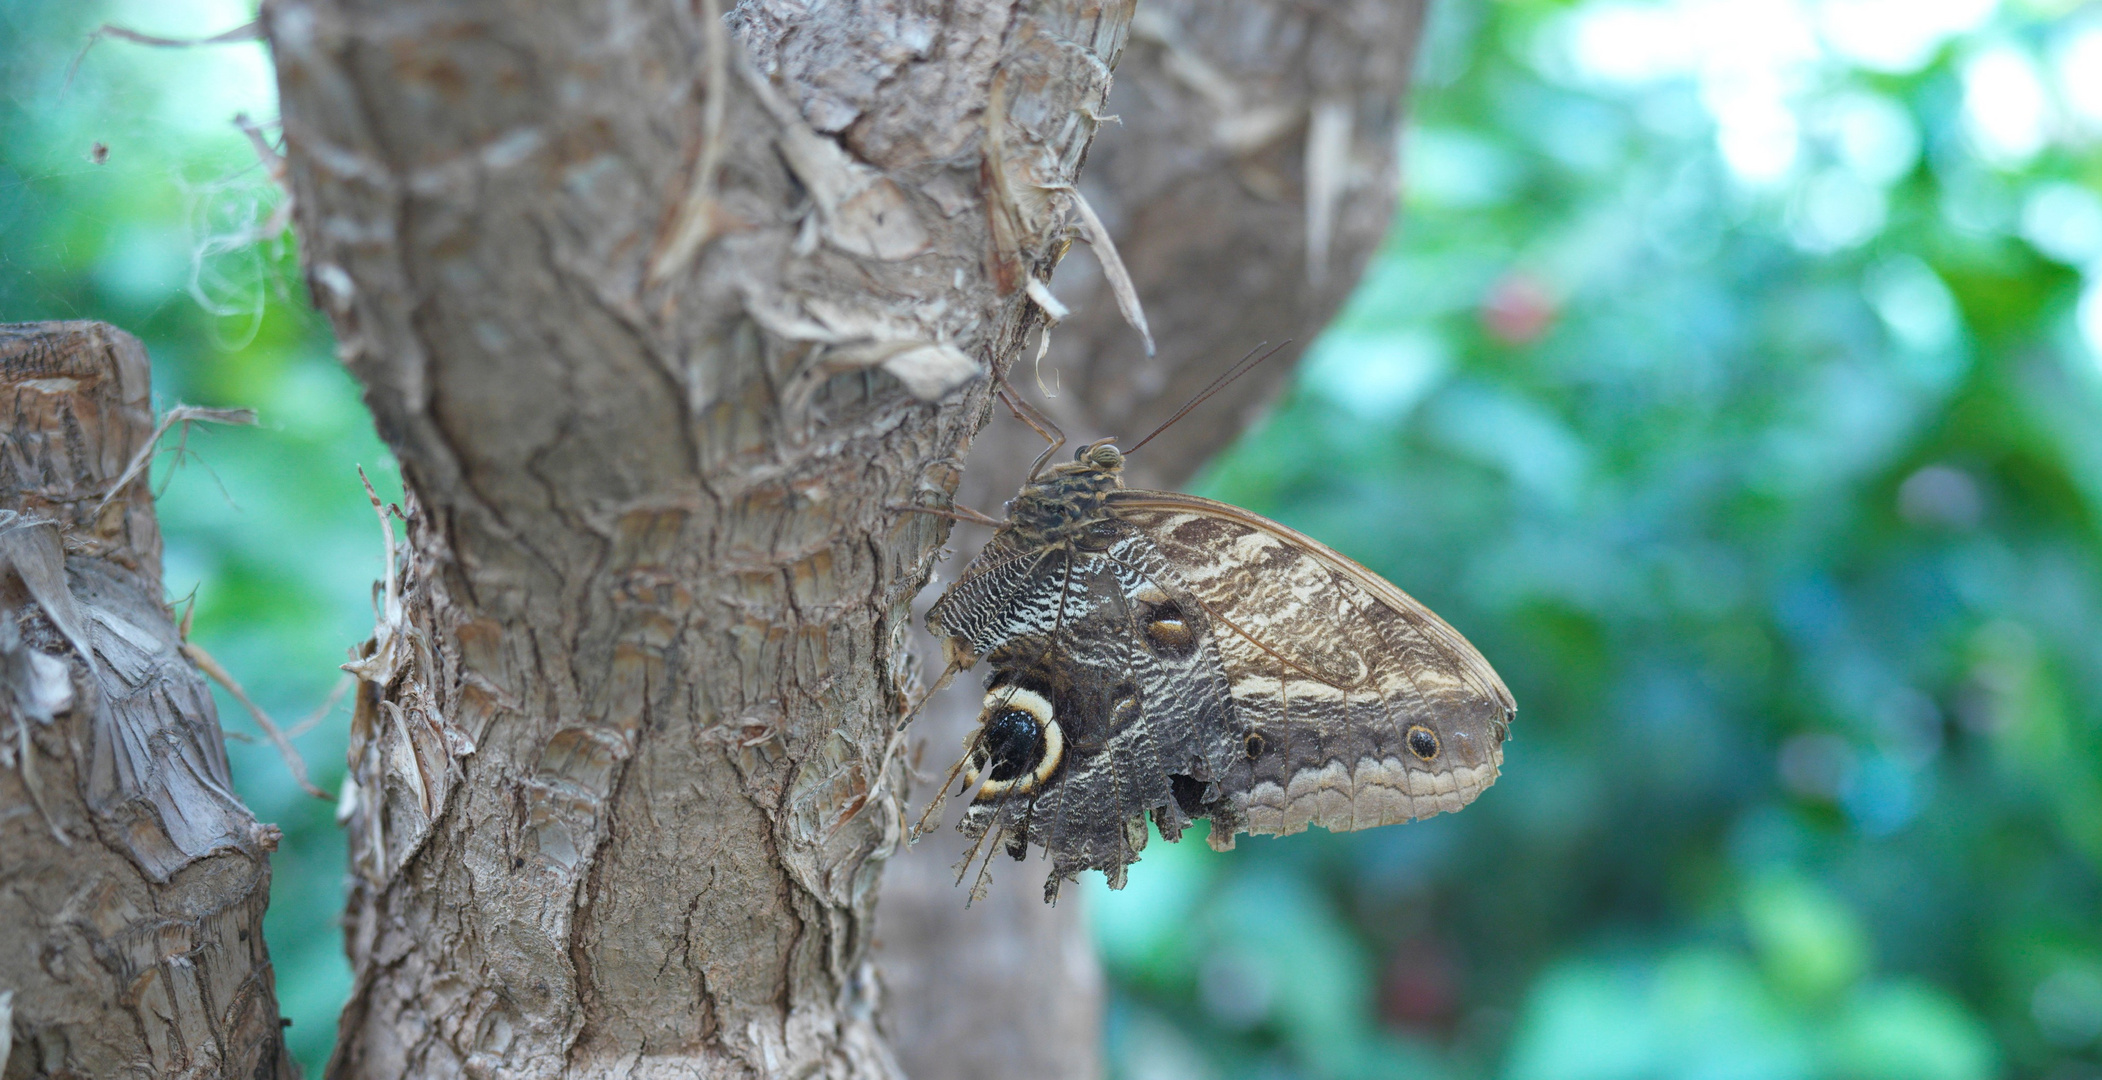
[265, 0, 1135, 1076]
[263, 0, 1425, 1072]
[872, 2, 1430, 1076]
[0, 322, 293, 1079]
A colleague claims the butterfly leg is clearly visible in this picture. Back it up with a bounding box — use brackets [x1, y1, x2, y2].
[958, 773, 1033, 904]
[890, 502, 1006, 528]
[995, 372, 1066, 480]
[912, 725, 983, 843]
[951, 814, 999, 888]
[964, 823, 1006, 905]
[835, 654, 971, 843]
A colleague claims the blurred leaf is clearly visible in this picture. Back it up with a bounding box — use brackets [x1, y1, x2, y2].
[1822, 981, 1998, 1080]
[1742, 873, 1871, 1003]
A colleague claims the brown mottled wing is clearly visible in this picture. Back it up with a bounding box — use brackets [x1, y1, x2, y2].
[1108, 491, 1514, 840]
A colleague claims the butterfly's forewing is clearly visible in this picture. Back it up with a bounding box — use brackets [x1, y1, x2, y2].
[925, 526, 1062, 660]
[1107, 491, 1514, 841]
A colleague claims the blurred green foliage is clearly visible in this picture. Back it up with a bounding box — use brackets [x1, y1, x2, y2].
[3, 0, 2099, 1078]
[1093, 1, 2102, 1078]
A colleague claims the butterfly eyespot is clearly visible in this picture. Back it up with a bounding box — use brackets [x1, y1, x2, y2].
[1135, 592, 1202, 651]
[984, 709, 1044, 781]
[1406, 724, 1440, 761]
[1244, 731, 1266, 760]
[1145, 617, 1194, 654]
[966, 686, 1065, 799]
[1110, 692, 1140, 732]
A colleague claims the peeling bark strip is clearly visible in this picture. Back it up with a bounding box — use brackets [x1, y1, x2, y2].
[266, 1, 1134, 1075]
[0, 322, 293, 1079]
[874, 2, 1431, 1074]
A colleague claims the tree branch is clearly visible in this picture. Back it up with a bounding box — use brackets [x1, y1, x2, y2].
[0, 321, 293, 1078]
[268, 1, 1139, 1075]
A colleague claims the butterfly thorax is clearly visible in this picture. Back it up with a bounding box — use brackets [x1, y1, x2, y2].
[1002, 453, 1125, 546]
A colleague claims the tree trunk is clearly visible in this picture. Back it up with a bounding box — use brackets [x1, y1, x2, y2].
[0, 322, 294, 1079]
[872, 2, 1429, 1076]
[265, 0, 1134, 1075]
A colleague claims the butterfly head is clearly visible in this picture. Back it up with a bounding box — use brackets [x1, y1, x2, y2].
[1073, 439, 1124, 472]
[1039, 437, 1125, 480]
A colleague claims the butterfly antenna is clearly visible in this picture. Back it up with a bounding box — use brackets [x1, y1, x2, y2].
[1124, 340, 1292, 455]
[899, 656, 965, 731]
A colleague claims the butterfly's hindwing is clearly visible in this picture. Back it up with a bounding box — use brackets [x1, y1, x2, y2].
[1095, 532, 1243, 833]
[944, 533, 1243, 893]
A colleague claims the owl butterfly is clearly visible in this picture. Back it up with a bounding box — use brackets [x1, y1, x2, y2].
[911, 355, 1515, 903]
